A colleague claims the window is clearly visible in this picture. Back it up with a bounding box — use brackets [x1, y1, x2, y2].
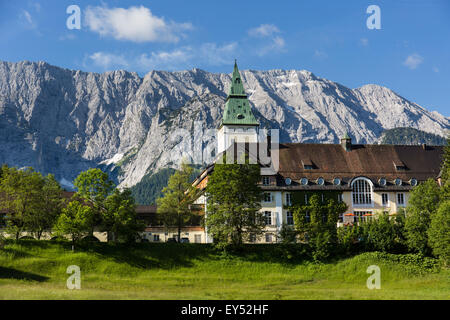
[397, 193, 405, 206]
[153, 234, 160, 242]
[285, 193, 292, 206]
[262, 176, 270, 185]
[338, 194, 343, 203]
[305, 212, 310, 223]
[194, 234, 202, 243]
[354, 211, 372, 223]
[249, 234, 256, 243]
[264, 193, 272, 202]
[265, 233, 272, 243]
[264, 211, 272, 225]
[382, 193, 389, 206]
[305, 194, 308, 204]
[286, 211, 294, 225]
[338, 212, 343, 223]
[300, 178, 309, 186]
[352, 178, 373, 206]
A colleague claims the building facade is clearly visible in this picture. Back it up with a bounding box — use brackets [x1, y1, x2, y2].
[191, 62, 444, 244]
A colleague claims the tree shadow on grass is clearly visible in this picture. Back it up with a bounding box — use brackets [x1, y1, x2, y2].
[0, 247, 33, 258]
[0, 266, 49, 282]
[76, 242, 219, 270]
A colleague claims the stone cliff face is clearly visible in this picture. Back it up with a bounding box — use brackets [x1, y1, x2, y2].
[0, 61, 448, 188]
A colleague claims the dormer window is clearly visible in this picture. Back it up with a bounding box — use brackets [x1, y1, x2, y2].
[302, 158, 316, 170]
[262, 176, 270, 185]
[394, 160, 407, 171]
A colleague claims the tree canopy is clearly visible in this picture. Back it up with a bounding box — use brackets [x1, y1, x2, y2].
[205, 159, 264, 248]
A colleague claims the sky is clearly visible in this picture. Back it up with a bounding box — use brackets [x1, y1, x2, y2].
[0, 0, 449, 117]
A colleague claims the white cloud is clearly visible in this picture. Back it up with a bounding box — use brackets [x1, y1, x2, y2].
[20, 10, 36, 28]
[31, 2, 41, 13]
[360, 38, 369, 46]
[23, 10, 33, 24]
[247, 24, 285, 56]
[248, 24, 280, 37]
[138, 48, 193, 70]
[139, 42, 237, 70]
[84, 5, 193, 43]
[314, 50, 328, 59]
[87, 42, 237, 71]
[433, 67, 439, 73]
[403, 53, 423, 70]
[89, 52, 129, 70]
[199, 42, 238, 66]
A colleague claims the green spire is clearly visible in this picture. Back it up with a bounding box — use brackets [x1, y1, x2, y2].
[221, 61, 259, 126]
[342, 132, 351, 140]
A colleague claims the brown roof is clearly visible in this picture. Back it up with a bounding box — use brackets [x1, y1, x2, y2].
[212, 141, 444, 191]
[276, 143, 443, 190]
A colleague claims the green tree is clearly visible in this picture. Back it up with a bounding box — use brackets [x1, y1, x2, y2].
[428, 200, 450, 265]
[293, 194, 347, 261]
[362, 212, 402, 253]
[28, 174, 63, 239]
[405, 179, 441, 254]
[0, 166, 43, 240]
[277, 224, 298, 244]
[338, 223, 362, 255]
[103, 188, 145, 242]
[157, 162, 200, 242]
[441, 135, 450, 184]
[205, 159, 264, 248]
[54, 200, 93, 248]
[73, 168, 115, 234]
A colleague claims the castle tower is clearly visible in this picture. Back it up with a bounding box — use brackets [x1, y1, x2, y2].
[217, 61, 259, 154]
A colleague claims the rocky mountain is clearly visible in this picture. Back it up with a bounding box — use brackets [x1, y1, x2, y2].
[0, 60, 448, 190]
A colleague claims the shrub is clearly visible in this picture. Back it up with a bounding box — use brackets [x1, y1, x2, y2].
[428, 200, 450, 265]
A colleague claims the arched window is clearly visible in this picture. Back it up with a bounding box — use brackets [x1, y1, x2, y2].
[351, 177, 373, 206]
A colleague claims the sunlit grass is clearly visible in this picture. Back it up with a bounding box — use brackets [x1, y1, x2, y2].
[0, 240, 448, 300]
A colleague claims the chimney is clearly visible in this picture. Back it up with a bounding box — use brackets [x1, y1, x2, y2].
[341, 133, 352, 151]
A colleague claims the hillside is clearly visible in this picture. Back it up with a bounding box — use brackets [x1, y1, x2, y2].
[380, 127, 447, 145]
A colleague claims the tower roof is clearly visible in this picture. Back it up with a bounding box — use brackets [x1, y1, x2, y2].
[221, 61, 259, 127]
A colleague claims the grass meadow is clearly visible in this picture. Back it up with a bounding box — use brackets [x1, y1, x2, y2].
[0, 240, 448, 300]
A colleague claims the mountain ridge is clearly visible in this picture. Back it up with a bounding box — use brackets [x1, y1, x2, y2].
[0, 60, 448, 189]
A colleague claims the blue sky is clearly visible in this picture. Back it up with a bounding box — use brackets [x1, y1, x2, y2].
[1, 0, 449, 116]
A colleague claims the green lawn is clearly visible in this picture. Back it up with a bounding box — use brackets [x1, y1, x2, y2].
[0, 240, 448, 300]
